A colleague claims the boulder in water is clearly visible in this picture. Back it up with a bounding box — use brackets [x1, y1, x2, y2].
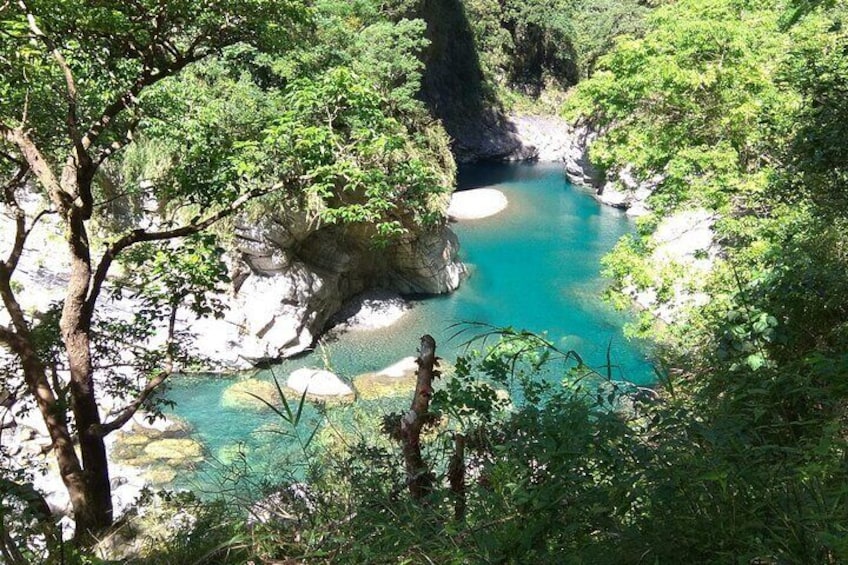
[447, 188, 508, 220]
[286, 368, 354, 403]
[331, 290, 410, 331]
[142, 438, 204, 463]
[221, 379, 279, 411]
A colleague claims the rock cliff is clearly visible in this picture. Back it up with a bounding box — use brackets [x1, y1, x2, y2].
[196, 216, 464, 369]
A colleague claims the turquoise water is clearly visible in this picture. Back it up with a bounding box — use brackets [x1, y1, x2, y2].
[165, 163, 653, 490]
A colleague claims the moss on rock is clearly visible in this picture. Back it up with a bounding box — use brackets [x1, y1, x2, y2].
[143, 438, 204, 464]
[221, 379, 279, 411]
[352, 372, 417, 400]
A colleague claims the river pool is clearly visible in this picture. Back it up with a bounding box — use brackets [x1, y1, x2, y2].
[164, 162, 653, 491]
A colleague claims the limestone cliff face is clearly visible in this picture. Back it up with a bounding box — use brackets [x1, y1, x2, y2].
[414, 1, 582, 163]
[559, 122, 655, 217]
[198, 216, 464, 368]
[416, 0, 531, 162]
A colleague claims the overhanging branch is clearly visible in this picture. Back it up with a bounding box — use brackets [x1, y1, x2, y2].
[85, 184, 275, 318]
[99, 300, 179, 436]
[98, 369, 169, 435]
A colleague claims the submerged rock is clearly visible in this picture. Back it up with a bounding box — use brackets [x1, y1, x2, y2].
[143, 438, 204, 462]
[353, 373, 415, 399]
[221, 379, 279, 411]
[353, 356, 419, 400]
[144, 467, 178, 485]
[377, 356, 419, 378]
[286, 368, 354, 402]
[448, 189, 508, 220]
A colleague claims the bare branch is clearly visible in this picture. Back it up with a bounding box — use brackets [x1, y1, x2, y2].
[26, 207, 56, 233]
[92, 188, 138, 209]
[98, 369, 169, 435]
[99, 301, 179, 436]
[401, 334, 438, 500]
[85, 184, 276, 318]
[0, 166, 38, 338]
[2, 164, 31, 273]
[1, 123, 68, 214]
[94, 119, 138, 166]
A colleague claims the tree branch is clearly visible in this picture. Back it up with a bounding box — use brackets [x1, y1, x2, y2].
[0, 324, 20, 348]
[401, 334, 439, 500]
[99, 300, 179, 436]
[19, 1, 87, 163]
[3, 165, 31, 274]
[85, 185, 275, 318]
[94, 119, 138, 166]
[0, 149, 24, 167]
[82, 52, 202, 152]
[1, 122, 68, 214]
[0, 192, 34, 337]
[98, 369, 169, 435]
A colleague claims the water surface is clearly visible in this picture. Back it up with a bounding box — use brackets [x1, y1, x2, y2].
[166, 163, 652, 489]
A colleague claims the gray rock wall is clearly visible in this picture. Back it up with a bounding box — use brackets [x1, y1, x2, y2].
[198, 217, 465, 368]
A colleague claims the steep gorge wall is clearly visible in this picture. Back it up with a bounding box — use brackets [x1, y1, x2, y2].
[416, 0, 528, 162]
[209, 215, 464, 367]
[415, 0, 576, 163]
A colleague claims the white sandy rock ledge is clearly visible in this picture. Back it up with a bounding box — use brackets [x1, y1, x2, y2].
[447, 188, 508, 220]
[330, 290, 410, 331]
[376, 356, 418, 378]
[286, 368, 354, 402]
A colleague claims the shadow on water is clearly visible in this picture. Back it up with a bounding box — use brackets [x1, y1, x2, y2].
[456, 161, 557, 191]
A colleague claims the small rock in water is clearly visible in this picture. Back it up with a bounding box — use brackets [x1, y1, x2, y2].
[221, 379, 279, 411]
[377, 356, 418, 378]
[447, 188, 508, 220]
[287, 368, 354, 401]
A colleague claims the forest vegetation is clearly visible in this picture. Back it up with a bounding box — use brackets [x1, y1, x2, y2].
[2, 0, 848, 563]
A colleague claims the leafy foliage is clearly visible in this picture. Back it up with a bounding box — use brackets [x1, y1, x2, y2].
[464, 0, 650, 96]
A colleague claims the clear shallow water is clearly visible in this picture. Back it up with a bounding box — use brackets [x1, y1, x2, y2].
[165, 162, 653, 489]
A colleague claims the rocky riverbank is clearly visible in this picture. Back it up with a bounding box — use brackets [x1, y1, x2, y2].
[0, 183, 465, 535]
[556, 118, 719, 324]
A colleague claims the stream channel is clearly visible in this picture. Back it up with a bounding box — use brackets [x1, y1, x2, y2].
[163, 162, 654, 492]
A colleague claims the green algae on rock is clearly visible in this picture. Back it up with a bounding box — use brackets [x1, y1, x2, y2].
[221, 379, 280, 411]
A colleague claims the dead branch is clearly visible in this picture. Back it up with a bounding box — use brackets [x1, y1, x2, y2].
[401, 334, 438, 501]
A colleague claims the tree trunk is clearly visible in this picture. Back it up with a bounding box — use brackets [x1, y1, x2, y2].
[61, 203, 113, 543]
[400, 334, 438, 500]
[448, 433, 466, 521]
[13, 337, 96, 542]
[0, 235, 98, 543]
